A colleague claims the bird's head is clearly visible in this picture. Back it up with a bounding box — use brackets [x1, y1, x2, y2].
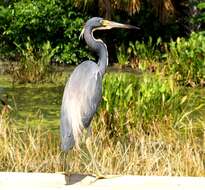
[80, 17, 139, 39]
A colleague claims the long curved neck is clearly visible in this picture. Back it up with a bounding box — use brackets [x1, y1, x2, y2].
[84, 27, 108, 76]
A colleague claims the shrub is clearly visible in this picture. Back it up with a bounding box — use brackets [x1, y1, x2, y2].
[0, 5, 13, 58]
[101, 73, 182, 134]
[165, 32, 205, 87]
[55, 15, 92, 64]
[128, 37, 163, 71]
[116, 44, 129, 67]
[129, 37, 162, 61]
[2, 0, 90, 64]
[137, 74, 181, 121]
[195, 2, 205, 30]
[10, 39, 55, 83]
[100, 73, 139, 136]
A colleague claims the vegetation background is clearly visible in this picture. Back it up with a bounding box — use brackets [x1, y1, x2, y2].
[0, 0, 205, 176]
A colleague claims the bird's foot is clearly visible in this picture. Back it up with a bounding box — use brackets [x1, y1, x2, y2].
[92, 173, 120, 180]
[63, 172, 71, 185]
[91, 171, 107, 180]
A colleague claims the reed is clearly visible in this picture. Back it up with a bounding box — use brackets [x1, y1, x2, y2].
[0, 114, 204, 176]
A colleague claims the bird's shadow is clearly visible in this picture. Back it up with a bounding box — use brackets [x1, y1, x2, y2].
[64, 173, 96, 185]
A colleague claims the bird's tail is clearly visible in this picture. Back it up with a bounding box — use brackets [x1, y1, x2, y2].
[60, 98, 83, 152]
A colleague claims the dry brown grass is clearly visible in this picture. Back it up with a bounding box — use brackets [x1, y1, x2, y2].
[0, 113, 204, 176]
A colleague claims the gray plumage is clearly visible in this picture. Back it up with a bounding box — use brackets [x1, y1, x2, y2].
[60, 17, 138, 152]
[61, 61, 103, 151]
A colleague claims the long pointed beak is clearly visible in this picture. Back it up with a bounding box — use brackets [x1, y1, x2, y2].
[79, 19, 139, 39]
[101, 20, 139, 30]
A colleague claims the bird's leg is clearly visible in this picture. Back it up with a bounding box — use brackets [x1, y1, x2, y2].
[86, 128, 104, 178]
[60, 151, 71, 185]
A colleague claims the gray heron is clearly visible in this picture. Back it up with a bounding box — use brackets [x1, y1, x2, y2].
[60, 17, 138, 174]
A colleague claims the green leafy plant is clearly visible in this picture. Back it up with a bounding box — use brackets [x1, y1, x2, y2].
[53, 12, 92, 64]
[130, 37, 162, 60]
[117, 44, 129, 67]
[0, 5, 12, 58]
[165, 32, 205, 87]
[101, 72, 183, 134]
[2, 0, 91, 64]
[101, 73, 139, 136]
[137, 74, 181, 121]
[129, 37, 162, 71]
[11, 39, 55, 83]
[196, 2, 205, 25]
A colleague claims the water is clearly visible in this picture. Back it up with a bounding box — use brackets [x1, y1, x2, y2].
[0, 74, 65, 130]
[0, 65, 133, 129]
[1, 67, 204, 132]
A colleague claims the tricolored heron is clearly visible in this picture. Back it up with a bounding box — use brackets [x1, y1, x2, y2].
[60, 17, 138, 175]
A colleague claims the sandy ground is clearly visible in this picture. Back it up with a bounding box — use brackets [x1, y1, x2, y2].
[0, 172, 205, 190]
